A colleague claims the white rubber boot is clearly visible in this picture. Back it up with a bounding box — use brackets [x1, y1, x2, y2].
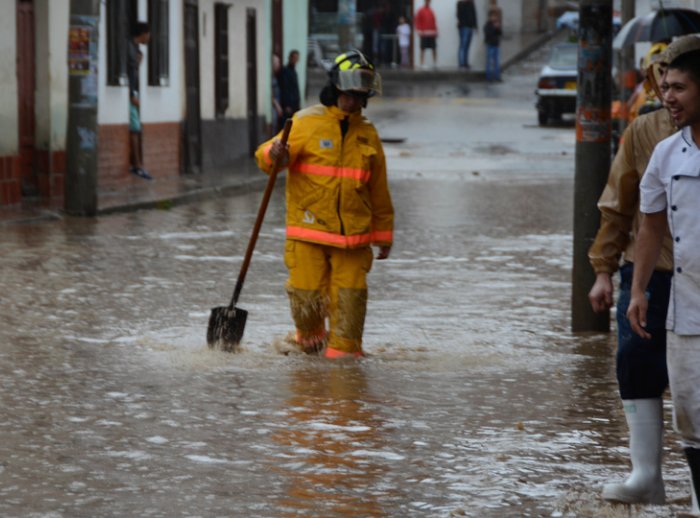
[691, 478, 700, 516]
[681, 448, 700, 517]
[602, 398, 665, 505]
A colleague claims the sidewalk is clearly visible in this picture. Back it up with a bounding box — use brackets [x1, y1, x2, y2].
[1, 30, 557, 226]
[0, 160, 267, 226]
[309, 29, 557, 87]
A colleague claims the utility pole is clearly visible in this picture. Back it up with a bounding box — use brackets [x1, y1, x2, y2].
[571, 0, 613, 332]
[65, 0, 101, 216]
[618, 0, 636, 135]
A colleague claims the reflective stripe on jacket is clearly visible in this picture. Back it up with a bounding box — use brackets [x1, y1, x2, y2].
[255, 104, 394, 249]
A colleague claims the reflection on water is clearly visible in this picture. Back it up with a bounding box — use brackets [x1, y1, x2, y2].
[270, 364, 388, 516]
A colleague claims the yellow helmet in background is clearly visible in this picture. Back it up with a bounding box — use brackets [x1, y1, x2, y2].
[647, 34, 700, 99]
[641, 42, 668, 72]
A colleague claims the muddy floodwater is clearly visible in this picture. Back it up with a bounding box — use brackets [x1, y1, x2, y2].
[0, 44, 692, 517]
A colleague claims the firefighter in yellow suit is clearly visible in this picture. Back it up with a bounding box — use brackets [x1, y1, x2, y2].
[255, 50, 394, 359]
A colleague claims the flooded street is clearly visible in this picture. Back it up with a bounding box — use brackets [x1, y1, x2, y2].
[0, 42, 691, 517]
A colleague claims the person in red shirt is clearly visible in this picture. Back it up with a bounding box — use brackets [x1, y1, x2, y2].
[415, 0, 438, 67]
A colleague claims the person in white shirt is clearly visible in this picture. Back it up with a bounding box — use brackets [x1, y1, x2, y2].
[396, 16, 411, 68]
[628, 37, 700, 516]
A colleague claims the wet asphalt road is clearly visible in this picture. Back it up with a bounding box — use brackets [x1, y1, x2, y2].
[0, 38, 692, 517]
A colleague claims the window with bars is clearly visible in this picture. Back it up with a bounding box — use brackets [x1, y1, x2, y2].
[106, 0, 131, 86]
[105, 0, 169, 87]
[214, 3, 230, 117]
[148, 0, 169, 86]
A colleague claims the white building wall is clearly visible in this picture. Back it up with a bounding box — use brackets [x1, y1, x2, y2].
[97, 0, 182, 125]
[258, 1, 309, 124]
[0, 4, 18, 154]
[199, 0, 267, 121]
[412, 0, 525, 70]
[283, 1, 309, 108]
[35, 0, 69, 151]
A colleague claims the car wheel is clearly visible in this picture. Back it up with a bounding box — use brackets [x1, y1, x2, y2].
[538, 110, 548, 126]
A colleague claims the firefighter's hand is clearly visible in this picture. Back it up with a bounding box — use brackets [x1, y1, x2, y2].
[627, 289, 651, 340]
[269, 139, 289, 167]
[589, 272, 614, 312]
[376, 245, 391, 260]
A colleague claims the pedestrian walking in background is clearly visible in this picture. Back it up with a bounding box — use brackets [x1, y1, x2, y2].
[255, 50, 394, 360]
[627, 37, 700, 517]
[415, 0, 438, 68]
[483, 10, 502, 82]
[396, 15, 411, 68]
[127, 22, 151, 180]
[279, 50, 301, 129]
[456, 0, 477, 69]
[588, 45, 677, 505]
[271, 54, 283, 134]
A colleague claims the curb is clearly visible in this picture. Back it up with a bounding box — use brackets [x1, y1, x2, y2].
[95, 177, 268, 216]
[1, 176, 269, 225]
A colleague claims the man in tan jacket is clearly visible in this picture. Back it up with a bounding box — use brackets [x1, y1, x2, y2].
[588, 46, 676, 505]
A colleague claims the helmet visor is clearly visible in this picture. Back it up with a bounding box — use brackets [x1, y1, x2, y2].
[336, 68, 382, 96]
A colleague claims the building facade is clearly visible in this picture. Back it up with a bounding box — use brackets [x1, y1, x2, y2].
[1, 0, 308, 209]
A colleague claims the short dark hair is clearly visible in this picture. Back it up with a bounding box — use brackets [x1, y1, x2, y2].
[132, 22, 150, 38]
[668, 50, 700, 86]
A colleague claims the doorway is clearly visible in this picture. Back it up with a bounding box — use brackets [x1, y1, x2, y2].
[246, 8, 258, 157]
[183, 0, 202, 173]
[17, 0, 37, 196]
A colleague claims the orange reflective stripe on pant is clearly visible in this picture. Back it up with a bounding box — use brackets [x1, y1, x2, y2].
[287, 226, 393, 248]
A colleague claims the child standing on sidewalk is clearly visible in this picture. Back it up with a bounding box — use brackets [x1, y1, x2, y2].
[483, 10, 502, 82]
[396, 16, 411, 68]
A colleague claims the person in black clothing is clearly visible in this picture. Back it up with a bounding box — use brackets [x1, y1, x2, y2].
[127, 22, 151, 180]
[483, 10, 502, 82]
[456, 0, 477, 68]
[279, 50, 301, 129]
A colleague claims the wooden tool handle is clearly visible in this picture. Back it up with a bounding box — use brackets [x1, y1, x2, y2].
[229, 119, 293, 309]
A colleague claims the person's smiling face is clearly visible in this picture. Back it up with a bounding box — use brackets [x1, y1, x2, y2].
[663, 68, 700, 132]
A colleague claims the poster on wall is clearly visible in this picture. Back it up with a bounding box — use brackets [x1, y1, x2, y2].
[68, 25, 92, 75]
[68, 15, 99, 107]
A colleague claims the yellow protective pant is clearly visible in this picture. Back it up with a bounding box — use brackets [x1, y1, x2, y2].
[284, 240, 373, 354]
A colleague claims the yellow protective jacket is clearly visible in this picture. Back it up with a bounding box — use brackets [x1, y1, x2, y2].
[588, 108, 675, 274]
[255, 104, 394, 249]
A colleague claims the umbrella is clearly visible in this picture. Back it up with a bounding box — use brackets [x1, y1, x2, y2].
[613, 8, 700, 49]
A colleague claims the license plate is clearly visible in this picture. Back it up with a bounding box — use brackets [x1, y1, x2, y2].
[565, 81, 576, 90]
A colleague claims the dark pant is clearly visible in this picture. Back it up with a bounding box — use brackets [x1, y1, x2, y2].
[485, 45, 500, 81]
[616, 262, 672, 400]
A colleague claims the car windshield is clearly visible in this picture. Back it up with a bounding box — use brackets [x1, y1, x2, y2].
[549, 45, 578, 70]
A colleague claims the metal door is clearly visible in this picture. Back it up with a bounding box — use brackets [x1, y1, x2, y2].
[183, 1, 202, 173]
[246, 8, 258, 157]
[17, 0, 37, 195]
